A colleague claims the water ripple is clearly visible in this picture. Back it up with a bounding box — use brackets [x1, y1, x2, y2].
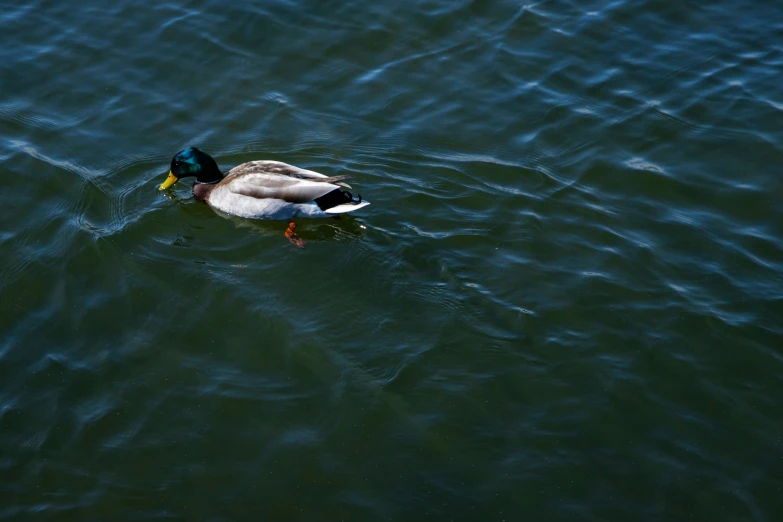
[2, 0, 783, 519]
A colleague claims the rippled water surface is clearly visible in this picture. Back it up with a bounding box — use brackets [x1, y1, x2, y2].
[2, 0, 782, 519]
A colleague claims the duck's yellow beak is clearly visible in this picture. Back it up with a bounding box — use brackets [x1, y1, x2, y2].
[159, 171, 179, 191]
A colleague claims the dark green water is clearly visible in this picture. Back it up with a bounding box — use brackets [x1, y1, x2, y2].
[2, 0, 782, 519]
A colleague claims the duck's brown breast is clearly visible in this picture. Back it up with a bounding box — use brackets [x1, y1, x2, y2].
[192, 182, 218, 202]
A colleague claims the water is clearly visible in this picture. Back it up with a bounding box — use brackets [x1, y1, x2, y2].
[1, 0, 782, 519]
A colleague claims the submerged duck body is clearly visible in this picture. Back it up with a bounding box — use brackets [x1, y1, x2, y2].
[159, 147, 370, 220]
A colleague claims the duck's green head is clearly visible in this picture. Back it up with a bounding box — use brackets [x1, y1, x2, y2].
[159, 147, 222, 190]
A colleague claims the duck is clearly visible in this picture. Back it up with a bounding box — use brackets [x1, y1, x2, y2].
[158, 147, 369, 246]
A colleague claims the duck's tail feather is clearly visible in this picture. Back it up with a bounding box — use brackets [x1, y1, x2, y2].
[315, 188, 370, 214]
[324, 200, 370, 214]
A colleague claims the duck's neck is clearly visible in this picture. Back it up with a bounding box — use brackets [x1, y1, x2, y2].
[192, 158, 224, 202]
[192, 178, 221, 202]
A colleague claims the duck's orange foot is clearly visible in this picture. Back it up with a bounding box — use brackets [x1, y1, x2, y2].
[285, 221, 304, 249]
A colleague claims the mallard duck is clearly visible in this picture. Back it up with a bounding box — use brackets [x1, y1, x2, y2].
[159, 146, 369, 221]
[159, 147, 369, 247]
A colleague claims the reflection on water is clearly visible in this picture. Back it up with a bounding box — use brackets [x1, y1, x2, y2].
[218, 209, 369, 243]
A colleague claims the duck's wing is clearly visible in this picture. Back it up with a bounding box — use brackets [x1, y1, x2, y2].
[227, 173, 343, 204]
[228, 161, 352, 188]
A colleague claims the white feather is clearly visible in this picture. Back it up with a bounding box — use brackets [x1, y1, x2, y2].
[324, 201, 371, 214]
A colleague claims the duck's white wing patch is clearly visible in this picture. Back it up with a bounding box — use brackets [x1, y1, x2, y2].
[229, 174, 338, 203]
[324, 200, 371, 214]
